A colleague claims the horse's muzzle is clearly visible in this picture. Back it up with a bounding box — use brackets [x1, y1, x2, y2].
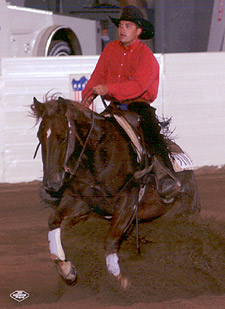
[43, 172, 65, 193]
[45, 182, 62, 193]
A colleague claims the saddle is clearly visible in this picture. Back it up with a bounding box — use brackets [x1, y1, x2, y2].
[102, 106, 145, 163]
[102, 103, 195, 203]
[103, 104, 195, 172]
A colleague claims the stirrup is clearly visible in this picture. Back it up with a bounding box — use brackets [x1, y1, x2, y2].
[152, 156, 182, 202]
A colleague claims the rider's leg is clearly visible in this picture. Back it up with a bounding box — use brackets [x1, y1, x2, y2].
[128, 102, 181, 202]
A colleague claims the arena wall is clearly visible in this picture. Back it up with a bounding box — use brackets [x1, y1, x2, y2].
[0, 53, 224, 183]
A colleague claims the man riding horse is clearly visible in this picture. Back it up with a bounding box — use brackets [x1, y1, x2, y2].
[82, 6, 180, 201]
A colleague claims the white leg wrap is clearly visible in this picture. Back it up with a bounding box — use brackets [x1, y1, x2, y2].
[48, 228, 66, 261]
[106, 253, 120, 277]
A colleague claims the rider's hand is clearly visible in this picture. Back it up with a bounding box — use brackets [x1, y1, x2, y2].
[92, 85, 108, 96]
[83, 94, 95, 107]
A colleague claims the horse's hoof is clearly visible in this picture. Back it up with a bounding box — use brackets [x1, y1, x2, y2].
[55, 259, 77, 286]
[63, 263, 77, 286]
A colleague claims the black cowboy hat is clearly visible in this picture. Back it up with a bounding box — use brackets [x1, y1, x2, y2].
[109, 6, 154, 40]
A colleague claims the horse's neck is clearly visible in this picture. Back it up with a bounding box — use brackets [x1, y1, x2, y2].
[67, 108, 103, 148]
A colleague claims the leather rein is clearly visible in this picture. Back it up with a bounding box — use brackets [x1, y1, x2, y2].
[63, 92, 96, 177]
[33, 92, 96, 177]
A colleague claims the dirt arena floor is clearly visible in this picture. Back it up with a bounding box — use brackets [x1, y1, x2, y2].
[0, 166, 225, 308]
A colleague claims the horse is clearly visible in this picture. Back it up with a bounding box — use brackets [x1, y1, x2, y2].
[31, 96, 200, 287]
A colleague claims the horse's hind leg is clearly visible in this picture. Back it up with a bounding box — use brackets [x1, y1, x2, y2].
[48, 194, 90, 285]
[177, 170, 201, 213]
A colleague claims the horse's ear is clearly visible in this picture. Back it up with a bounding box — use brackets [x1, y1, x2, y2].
[58, 97, 67, 115]
[31, 97, 45, 118]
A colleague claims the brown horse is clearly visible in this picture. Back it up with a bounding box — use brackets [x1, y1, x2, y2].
[31, 96, 200, 287]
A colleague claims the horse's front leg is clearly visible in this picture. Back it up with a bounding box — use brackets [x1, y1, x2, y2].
[104, 188, 138, 288]
[48, 193, 90, 285]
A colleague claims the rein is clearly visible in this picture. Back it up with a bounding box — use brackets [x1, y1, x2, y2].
[33, 98, 96, 178]
[33, 95, 147, 254]
[135, 184, 147, 254]
[33, 142, 41, 159]
[64, 102, 96, 176]
[81, 88, 96, 107]
[100, 95, 108, 109]
[67, 89, 106, 176]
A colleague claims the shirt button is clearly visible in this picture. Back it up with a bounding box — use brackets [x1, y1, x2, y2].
[121, 63, 123, 66]
[124, 53, 126, 56]
[118, 75, 120, 78]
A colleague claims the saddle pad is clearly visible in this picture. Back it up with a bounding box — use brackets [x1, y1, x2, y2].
[170, 152, 196, 172]
[112, 114, 195, 171]
[113, 114, 143, 163]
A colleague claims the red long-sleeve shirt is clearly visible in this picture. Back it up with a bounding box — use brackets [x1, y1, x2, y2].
[82, 39, 159, 104]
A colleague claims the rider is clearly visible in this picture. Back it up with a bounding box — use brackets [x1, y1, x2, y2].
[82, 6, 180, 201]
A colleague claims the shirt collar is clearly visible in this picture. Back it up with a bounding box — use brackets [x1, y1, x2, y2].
[119, 39, 141, 52]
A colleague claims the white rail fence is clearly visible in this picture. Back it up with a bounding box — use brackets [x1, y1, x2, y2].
[0, 53, 224, 183]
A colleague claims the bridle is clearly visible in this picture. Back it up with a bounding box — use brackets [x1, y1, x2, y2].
[63, 109, 95, 176]
[33, 142, 41, 159]
[63, 94, 96, 176]
[33, 93, 97, 179]
[33, 93, 145, 253]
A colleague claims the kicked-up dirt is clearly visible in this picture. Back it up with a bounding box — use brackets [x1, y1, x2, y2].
[0, 166, 225, 308]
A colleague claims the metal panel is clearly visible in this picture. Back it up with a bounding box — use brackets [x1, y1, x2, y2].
[0, 53, 224, 183]
[0, 56, 100, 183]
[155, 0, 214, 53]
[208, 0, 225, 51]
[163, 52, 225, 167]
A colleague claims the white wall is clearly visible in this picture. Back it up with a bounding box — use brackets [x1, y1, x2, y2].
[0, 53, 224, 183]
[161, 52, 225, 167]
[0, 56, 99, 182]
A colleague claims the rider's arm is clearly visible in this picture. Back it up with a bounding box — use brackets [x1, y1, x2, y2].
[82, 47, 109, 106]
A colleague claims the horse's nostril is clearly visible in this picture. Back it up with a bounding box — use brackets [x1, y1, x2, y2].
[49, 184, 60, 192]
[44, 180, 61, 193]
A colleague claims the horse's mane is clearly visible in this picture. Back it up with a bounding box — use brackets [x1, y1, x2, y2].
[30, 93, 97, 122]
[30, 94, 174, 168]
[45, 94, 105, 119]
[43, 94, 90, 114]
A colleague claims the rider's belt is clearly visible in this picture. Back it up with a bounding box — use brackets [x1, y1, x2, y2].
[111, 98, 150, 106]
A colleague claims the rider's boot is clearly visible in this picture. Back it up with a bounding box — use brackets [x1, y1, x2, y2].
[152, 155, 182, 203]
[121, 101, 182, 203]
